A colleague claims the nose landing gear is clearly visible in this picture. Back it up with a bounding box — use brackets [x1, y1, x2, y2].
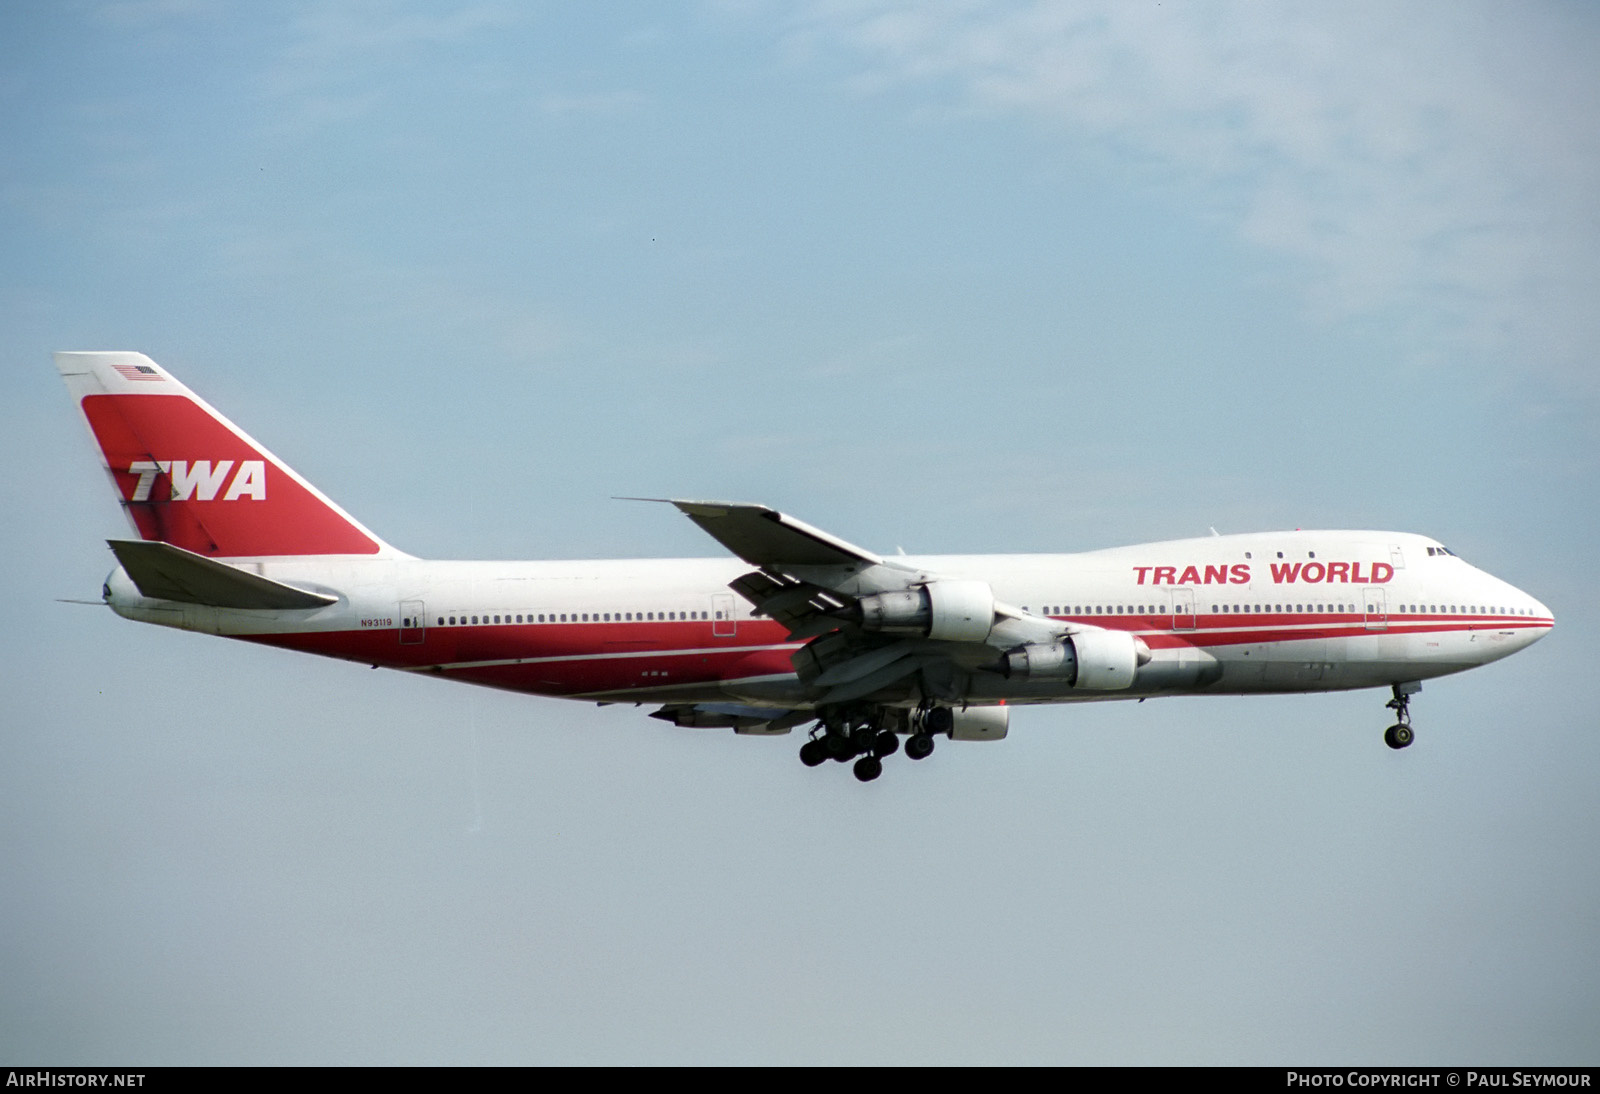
[1383, 681, 1420, 750]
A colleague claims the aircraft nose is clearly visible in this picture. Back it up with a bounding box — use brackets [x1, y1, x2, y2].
[1534, 598, 1554, 630]
[1516, 590, 1554, 644]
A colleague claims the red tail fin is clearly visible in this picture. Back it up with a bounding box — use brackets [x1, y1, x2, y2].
[56, 352, 398, 558]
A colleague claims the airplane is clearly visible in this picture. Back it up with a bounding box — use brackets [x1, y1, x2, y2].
[56, 351, 1555, 782]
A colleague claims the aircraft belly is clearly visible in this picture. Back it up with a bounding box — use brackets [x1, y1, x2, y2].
[720, 675, 809, 705]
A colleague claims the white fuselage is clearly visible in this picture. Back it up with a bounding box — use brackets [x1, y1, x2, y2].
[106, 528, 1553, 710]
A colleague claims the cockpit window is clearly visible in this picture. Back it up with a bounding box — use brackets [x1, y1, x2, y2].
[1426, 546, 1460, 558]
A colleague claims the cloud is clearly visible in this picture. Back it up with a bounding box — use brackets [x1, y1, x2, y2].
[785, 1, 1600, 393]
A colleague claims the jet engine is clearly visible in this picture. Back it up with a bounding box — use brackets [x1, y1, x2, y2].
[996, 628, 1150, 690]
[923, 704, 1010, 741]
[852, 579, 995, 642]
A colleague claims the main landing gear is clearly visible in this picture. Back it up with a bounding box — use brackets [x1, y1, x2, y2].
[1383, 681, 1420, 750]
[798, 704, 941, 782]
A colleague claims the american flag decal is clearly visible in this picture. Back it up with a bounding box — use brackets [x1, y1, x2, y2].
[112, 362, 162, 381]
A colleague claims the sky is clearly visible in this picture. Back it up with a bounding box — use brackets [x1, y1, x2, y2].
[2, 0, 1597, 1065]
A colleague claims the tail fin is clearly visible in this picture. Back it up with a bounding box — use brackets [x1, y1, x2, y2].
[56, 351, 400, 558]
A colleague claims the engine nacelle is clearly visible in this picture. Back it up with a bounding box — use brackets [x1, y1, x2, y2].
[999, 629, 1149, 690]
[924, 704, 1010, 741]
[854, 579, 995, 642]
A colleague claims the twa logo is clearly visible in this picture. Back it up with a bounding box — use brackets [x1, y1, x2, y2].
[127, 460, 267, 502]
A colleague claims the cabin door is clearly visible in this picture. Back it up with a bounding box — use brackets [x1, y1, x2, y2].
[712, 594, 736, 637]
[1171, 588, 1196, 631]
[1363, 589, 1388, 631]
[400, 599, 427, 644]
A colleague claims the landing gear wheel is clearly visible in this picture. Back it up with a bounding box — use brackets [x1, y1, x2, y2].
[904, 733, 935, 761]
[799, 739, 829, 767]
[924, 707, 954, 737]
[825, 734, 856, 762]
[1384, 723, 1414, 750]
[853, 756, 883, 782]
[1383, 683, 1418, 751]
[850, 726, 877, 756]
[874, 730, 899, 758]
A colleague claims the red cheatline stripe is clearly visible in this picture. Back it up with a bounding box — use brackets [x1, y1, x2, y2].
[256, 615, 1551, 669]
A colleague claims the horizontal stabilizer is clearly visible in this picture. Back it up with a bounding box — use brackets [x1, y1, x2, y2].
[108, 539, 337, 610]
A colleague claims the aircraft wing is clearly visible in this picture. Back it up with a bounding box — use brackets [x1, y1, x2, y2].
[652, 498, 909, 638]
[660, 499, 883, 568]
[649, 702, 814, 735]
[661, 500, 1067, 706]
